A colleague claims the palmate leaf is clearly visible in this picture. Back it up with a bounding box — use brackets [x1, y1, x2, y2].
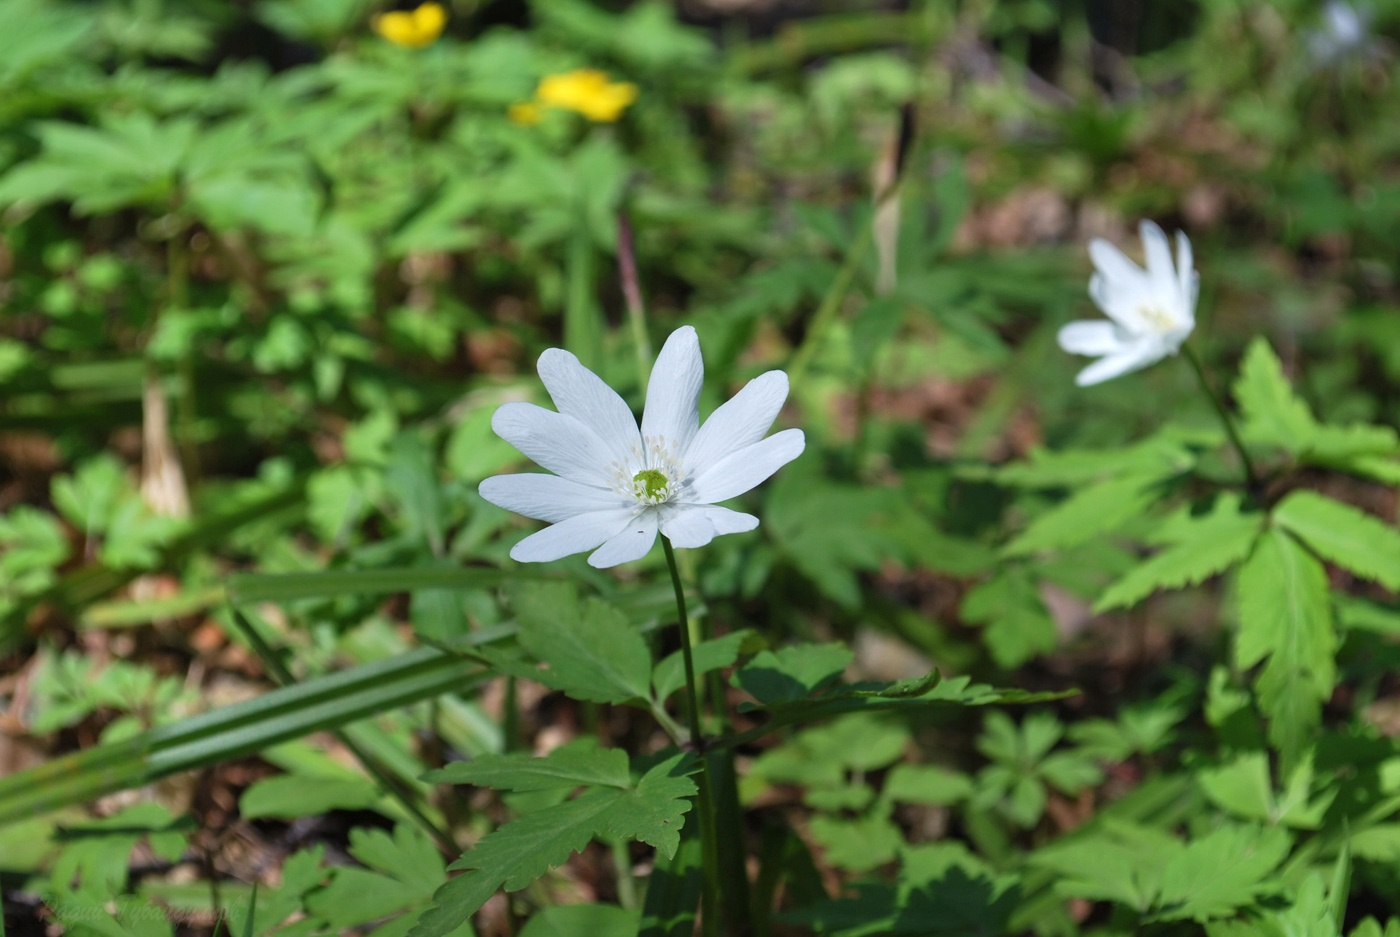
[508, 581, 653, 705]
[1154, 825, 1291, 922]
[960, 566, 1057, 668]
[1003, 474, 1165, 557]
[410, 755, 699, 937]
[426, 744, 631, 792]
[1233, 338, 1317, 454]
[1274, 491, 1400, 591]
[1095, 498, 1264, 611]
[1236, 529, 1336, 772]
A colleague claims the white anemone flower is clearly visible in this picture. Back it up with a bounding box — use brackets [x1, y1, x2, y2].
[1058, 220, 1198, 387]
[1308, 1, 1375, 66]
[479, 326, 805, 568]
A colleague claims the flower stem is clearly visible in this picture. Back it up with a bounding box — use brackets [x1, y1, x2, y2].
[1181, 343, 1257, 489]
[662, 536, 721, 937]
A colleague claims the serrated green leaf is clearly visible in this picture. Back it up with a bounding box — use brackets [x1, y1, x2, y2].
[411, 756, 698, 937]
[1236, 529, 1336, 772]
[601, 753, 699, 857]
[425, 744, 630, 791]
[1234, 338, 1317, 454]
[1032, 820, 1181, 910]
[511, 582, 652, 705]
[732, 642, 852, 707]
[1004, 475, 1163, 556]
[1096, 501, 1263, 611]
[1154, 825, 1291, 922]
[1274, 491, 1400, 591]
[653, 631, 749, 703]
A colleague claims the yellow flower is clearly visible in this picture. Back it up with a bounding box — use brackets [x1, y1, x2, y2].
[372, 2, 447, 49]
[508, 101, 541, 126]
[534, 69, 638, 122]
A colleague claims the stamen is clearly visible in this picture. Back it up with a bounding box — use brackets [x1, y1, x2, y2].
[1137, 305, 1175, 333]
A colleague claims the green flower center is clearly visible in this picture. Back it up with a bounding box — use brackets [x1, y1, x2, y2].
[632, 468, 670, 501]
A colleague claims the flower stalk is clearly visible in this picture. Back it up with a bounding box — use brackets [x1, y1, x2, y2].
[1182, 342, 1258, 489]
[663, 536, 721, 937]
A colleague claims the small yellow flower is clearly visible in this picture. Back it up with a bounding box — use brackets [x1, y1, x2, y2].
[534, 69, 638, 123]
[508, 101, 541, 126]
[372, 2, 447, 49]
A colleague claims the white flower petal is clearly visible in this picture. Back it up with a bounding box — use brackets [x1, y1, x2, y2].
[1057, 321, 1126, 357]
[1088, 273, 1152, 333]
[1139, 220, 1177, 306]
[510, 508, 638, 563]
[588, 510, 659, 568]
[684, 370, 788, 476]
[1074, 342, 1169, 387]
[1175, 230, 1199, 323]
[688, 428, 805, 504]
[661, 504, 758, 549]
[537, 348, 642, 467]
[480, 473, 629, 523]
[1088, 237, 1148, 291]
[492, 402, 617, 488]
[640, 326, 703, 453]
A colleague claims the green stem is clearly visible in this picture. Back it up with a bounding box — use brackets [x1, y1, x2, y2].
[662, 537, 721, 937]
[229, 609, 460, 857]
[1181, 343, 1257, 488]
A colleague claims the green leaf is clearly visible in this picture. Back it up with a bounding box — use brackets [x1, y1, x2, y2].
[1236, 529, 1337, 772]
[518, 904, 639, 937]
[411, 755, 699, 937]
[732, 642, 853, 707]
[239, 775, 381, 819]
[883, 764, 974, 806]
[510, 582, 653, 705]
[981, 433, 1198, 488]
[1154, 825, 1291, 922]
[1033, 820, 1181, 910]
[1274, 491, 1400, 591]
[1196, 751, 1332, 829]
[1305, 423, 1400, 483]
[1004, 475, 1164, 557]
[960, 567, 1056, 668]
[1096, 498, 1264, 611]
[1234, 338, 1317, 454]
[305, 825, 450, 930]
[808, 813, 903, 872]
[653, 631, 750, 703]
[426, 744, 630, 791]
[602, 753, 700, 856]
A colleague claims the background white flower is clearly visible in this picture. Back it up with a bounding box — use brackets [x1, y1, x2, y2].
[1307, 1, 1376, 66]
[479, 326, 805, 568]
[1058, 220, 1198, 387]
